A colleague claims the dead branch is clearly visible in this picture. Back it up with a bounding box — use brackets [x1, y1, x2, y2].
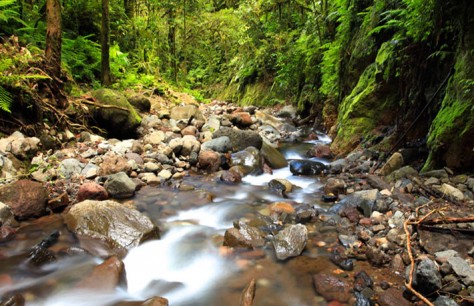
[78, 99, 130, 112]
[403, 218, 435, 306]
[419, 224, 474, 235]
[419, 216, 474, 225]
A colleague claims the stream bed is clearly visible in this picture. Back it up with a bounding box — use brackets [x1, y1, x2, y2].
[0, 134, 403, 306]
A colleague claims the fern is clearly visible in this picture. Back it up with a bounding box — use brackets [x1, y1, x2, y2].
[0, 86, 12, 113]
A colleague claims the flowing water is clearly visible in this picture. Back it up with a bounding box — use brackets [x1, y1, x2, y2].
[0, 133, 398, 305]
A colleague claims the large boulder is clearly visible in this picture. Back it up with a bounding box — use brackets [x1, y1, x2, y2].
[0, 180, 48, 220]
[64, 200, 159, 249]
[92, 88, 142, 139]
[128, 94, 151, 113]
[213, 127, 262, 152]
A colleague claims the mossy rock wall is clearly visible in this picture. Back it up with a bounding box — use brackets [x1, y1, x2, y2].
[92, 88, 142, 139]
[331, 42, 398, 155]
[423, 19, 474, 172]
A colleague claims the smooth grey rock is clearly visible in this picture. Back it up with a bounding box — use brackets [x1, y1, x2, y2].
[380, 152, 404, 176]
[260, 141, 287, 169]
[202, 115, 220, 132]
[104, 172, 136, 199]
[59, 158, 85, 179]
[437, 183, 464, 201]
[387, 166, 418, 182]
[421, 169, 448, 179]
[201, 136, 231, 153]
[434, 296, 459, 306]
[329, 189, 379, 217]
[213, 127, 262, 152]
[273, 224, 308, 260]
[447, 256, 474, 286]
[64, 200, 159, 249]
[435, 250, 459, 261]
[181, 135, 200, 156]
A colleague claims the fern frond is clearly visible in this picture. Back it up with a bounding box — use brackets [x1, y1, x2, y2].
[0, 86, 13, 113]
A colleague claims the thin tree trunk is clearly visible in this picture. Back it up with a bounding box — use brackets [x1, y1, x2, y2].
[167, 7, 177, 83]
[101, 0, 112, 86]
[45, 0, 62, 80]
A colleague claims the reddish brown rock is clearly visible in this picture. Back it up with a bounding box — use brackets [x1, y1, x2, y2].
[0, 226, 16, 242]
[47, 192, 69, 212]
[77, 183, 109, 202]
[198, 150, 221, 172]
[231, 112, 253, 127]
[240, 278, 256, 306]
[377, 287, 410, 306]
[307, 144, 333, 159]
[99, 155, 132, 175]
[269, 202, 296, 215]
[220, 170, 242, 184]
[312, 273, 352, 303]
[0, 180, 48, 220]
[181, 126, 198, 136]
[76, 256, 126, 291]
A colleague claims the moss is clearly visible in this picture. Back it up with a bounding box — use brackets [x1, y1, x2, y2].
[423, 42, 474, 171]
[331, 41, 398, 155]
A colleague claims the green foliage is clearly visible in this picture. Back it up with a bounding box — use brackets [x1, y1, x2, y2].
[62, 35, 101, 82]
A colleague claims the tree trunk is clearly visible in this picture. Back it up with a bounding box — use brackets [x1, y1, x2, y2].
[45, 0, 62, 80]
[101, 0, 112, 86]
[167, 7, 177, 83]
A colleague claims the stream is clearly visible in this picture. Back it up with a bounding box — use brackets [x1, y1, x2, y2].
[0, 132, 399, 305]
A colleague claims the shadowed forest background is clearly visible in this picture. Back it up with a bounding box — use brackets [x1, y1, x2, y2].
[0, 0, 473, 172]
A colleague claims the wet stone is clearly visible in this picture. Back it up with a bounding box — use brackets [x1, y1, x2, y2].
[312, 273, 352, 303]
[377, 287, 410, 306]
[411, 258, 442, 294]
[273, 224, 308, 260]
[433, 296, 459, 306]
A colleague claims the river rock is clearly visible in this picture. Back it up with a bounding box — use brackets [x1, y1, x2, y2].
[230, 112, 253, 127]
[260, 141, 287, 169]
[201, 136, 231, 153]
[0, 202, 14, 226]
[213, 127, 262, 152]
[447, 256, 474, 286]
[198, 150, 221, 172]
[273, 224, 308, 260]
[128, 94, 151, 113]
[77, 183, 109, 202]
[231, 147, 263, 175]
[181, 125, 198, 136]
[220, 170, 242, 183]
[259, 125, 281, 144]
[181, 135, 201, 156]
[76, 256, 126, 291]
[380, 152, 404, 176]
[377, 287, 410, 306]
[289, 160, 327, 176]
[59, 158, 85, 179]
[328, 158, 349, 174]
[100, 155, 132, 175]
[329, 189, 379, 217]
[0, 180, 48, 220]
[64, 200, 159, 249]
[170, 105, 204, 122]
[386, 166, 418, 182]
[202, 115, 220, 132]
[421, 169, 448, 179]
[433, 296, 459, 306]
[104, 172, 136, 198]
[0, 131, 40, 160]
[312, 273, 352, 303]
[409, 258, 442, 294]
[436, 183, 465, 201]
[307, 144, 333, 159]
[223, 224, 264, 249]
[92, 88, 142, 139]
[143, 131, 166, 146]
[324, 178, 346, 196]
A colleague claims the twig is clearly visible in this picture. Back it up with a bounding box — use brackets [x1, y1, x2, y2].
[420, 216, 474, 225]
[419, 224, 474, 235]
[403, 218, 435, 306]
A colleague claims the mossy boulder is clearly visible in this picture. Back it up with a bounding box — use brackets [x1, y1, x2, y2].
[92, 88, 142, 139]
[423, 17, 474, 172]
[331, 42, 398, 156]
